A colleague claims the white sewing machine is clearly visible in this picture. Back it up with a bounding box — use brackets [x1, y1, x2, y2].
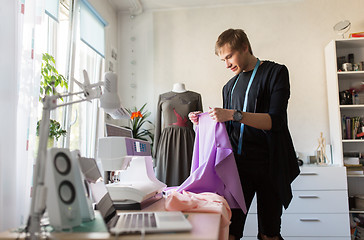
[97, 136, 166, 209]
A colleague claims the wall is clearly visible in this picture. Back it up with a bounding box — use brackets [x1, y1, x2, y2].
[117, 0, 364, 161]
[117, 11, 155, 126]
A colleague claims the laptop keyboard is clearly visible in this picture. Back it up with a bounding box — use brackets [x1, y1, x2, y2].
[115, 212, 157, 232]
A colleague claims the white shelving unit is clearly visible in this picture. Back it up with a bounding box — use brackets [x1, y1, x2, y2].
[325, 38, 364, 237]
[325, 38, 364, 166]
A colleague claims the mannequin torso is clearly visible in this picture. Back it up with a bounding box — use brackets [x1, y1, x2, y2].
[172, 83, 187, 93]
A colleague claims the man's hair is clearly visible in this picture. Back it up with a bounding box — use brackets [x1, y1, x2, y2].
[215, 29, 253, 56]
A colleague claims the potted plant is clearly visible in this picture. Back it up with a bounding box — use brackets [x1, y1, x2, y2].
[36, 53, 68, 146]
[124, 103, 154, 144]
[36, 119, 67, 147]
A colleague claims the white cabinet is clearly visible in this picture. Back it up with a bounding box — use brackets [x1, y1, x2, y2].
[242, 166, 350, 240]
[325, 38, 364, 239]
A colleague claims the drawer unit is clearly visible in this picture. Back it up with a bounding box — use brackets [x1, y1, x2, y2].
[242, 166, 350, 239]
[243, 213, 258, 236]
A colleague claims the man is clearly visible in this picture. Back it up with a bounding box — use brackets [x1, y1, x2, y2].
[189, 29, 300, 240]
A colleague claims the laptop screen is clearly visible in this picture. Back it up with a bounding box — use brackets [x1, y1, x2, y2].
[93, 186, 118, 228]
[105, 123, 132, 138]
[77, 157, 118, 228]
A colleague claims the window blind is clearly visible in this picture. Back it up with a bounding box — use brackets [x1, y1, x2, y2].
[80, 0, 107, 58]
[45, 0, 59, 22]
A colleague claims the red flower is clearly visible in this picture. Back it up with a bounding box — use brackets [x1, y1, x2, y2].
[131, 111, 143, 120]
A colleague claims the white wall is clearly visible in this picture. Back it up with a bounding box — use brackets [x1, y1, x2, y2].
[117, 0, 364, 161]
[118, 11, 155, 114]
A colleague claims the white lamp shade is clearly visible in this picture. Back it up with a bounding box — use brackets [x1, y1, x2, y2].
[100, 72, 121, 111]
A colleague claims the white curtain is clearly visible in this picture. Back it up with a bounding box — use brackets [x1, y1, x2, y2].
[0, 0, 43, 231]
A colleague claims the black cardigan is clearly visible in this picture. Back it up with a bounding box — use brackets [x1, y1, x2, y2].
[223, 60, 300, 209]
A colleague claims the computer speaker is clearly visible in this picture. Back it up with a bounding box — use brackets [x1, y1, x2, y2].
[45, 148, 94, 230]
[70, 150, 95, 222]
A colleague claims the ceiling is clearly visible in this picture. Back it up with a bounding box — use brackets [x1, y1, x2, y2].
[108, 0, 292, 13]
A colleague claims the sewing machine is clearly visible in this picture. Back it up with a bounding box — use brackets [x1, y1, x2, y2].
[97, 136, 166, 209]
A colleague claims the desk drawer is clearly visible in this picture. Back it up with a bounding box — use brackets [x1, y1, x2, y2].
[242, 238, 350, 240]
[244, 213, 350, 237]
[285, 190, 348, 213]
[244, 213, 258, 236]
[292, 166, 347, 190]
[281, 213, 350, 237]
[247, 190, 348, 214]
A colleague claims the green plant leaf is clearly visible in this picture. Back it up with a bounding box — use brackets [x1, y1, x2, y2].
[36, 119, 67, 141]
[37, 53, 69, 139]
[124, 103, 154, 145]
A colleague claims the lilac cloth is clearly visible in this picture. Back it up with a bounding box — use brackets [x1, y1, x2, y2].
[173, 112, 246, 212]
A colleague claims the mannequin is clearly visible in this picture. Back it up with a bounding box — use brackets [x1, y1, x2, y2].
[172, 83, 187, 93]
[154, 86, 203, 186]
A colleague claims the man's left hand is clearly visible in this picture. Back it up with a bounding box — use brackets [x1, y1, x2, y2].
[208, 107, 234, 122]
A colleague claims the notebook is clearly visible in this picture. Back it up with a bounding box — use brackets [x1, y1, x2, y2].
[84, 158, 192, 235]
[94, 186, 192, 235]
[105, 123, 133, 138]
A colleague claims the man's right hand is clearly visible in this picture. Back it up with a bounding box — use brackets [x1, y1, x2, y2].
[188, 111, 202, 125]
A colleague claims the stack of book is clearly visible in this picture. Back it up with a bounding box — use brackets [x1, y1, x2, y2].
[344, 157, 360, 165]
[345, 164, 364, 175]
[344, 152, 362, 164]
[342, 116, 362, 140]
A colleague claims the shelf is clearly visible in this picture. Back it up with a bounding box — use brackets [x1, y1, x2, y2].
[342, 139, 364, 143]
[349, 210, 364, 213]
[347, 174, 364, 177]
[336, 38, 364, 48]
[338, 71, 364, 75]
[340, 104, 364, 109]
[337, 71, 364, 80]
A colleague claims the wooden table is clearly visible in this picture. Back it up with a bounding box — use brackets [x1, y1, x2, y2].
[0, 198, 221, 240]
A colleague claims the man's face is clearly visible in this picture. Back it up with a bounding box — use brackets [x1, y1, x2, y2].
[218, 44, 248, 75]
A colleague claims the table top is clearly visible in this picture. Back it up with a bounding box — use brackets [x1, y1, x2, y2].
[0, 198, 221, 240]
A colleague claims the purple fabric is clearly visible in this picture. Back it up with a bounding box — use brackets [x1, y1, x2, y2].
[173, 112, 246, 212]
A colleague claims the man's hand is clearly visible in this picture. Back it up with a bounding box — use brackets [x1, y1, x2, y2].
[208, 107, 234, 122]
[188, 111, 202, 125]
[208, 108, 272, 130]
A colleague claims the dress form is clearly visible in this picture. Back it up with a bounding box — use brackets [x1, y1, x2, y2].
[154, 89, 203, 186]
[172, 83, 187, 93]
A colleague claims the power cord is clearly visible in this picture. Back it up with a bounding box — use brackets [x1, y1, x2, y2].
[140, 229, 145, 240]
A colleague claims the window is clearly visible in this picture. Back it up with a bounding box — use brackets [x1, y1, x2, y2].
[39, 0, 70, 149]
[38, 0, 106, 158]
[66, 0, 106, 157]
[67, 41, 104, 157]
[79, 0, 107, 57]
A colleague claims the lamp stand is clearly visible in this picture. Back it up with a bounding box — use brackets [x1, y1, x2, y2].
[26, 71, 122, 239]
[27, 96, 52, 239]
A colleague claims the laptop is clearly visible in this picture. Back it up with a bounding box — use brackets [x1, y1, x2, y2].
[105, 123, 133, 138]
[95, 189, 192, 235]
[82, 158, 192, 235]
